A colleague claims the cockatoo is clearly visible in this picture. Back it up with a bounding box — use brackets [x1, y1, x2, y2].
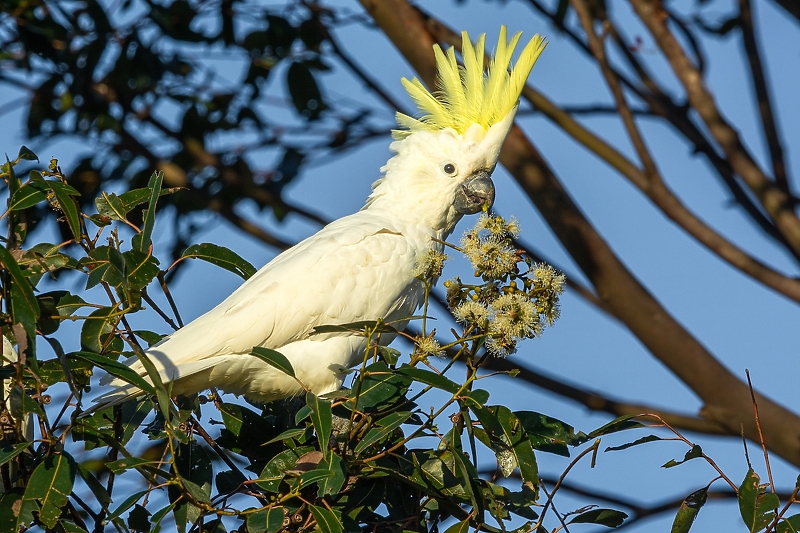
[94, 27, 546, 409]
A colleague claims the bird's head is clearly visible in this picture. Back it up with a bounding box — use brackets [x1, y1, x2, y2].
[364, 27, 546, 237]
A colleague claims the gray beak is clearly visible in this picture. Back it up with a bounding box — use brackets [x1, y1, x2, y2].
[454, 170, 495, 215]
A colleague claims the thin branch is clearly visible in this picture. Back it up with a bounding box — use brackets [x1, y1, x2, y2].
[746, 369, 775, 492]
[738, 0, 789, 190]
[629, 0, 800, 258]
[527, 0, 793, 256]
[567, 1, 800, 304]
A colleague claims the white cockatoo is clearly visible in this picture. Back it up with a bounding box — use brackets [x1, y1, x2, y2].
[94, 27, 546, 409]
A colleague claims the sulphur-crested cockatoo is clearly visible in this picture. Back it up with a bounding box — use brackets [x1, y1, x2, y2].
[94, 27, 546, 409]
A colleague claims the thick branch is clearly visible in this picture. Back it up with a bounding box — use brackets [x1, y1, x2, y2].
[629, 0, 800, 258]
[358, 0, 800, 466]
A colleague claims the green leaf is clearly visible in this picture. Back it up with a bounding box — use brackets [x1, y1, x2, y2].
[739, 468, 780, 533]
[118, 187, 181, 213]
[17, 145, 38, 162]
[312, 321, 397, 335]
[246, 508, 285, 533]
[123, 249, 160, 290]
[180, 243, 256, 280]
[662, 445, 703, 468]
[515, 410, 588, 456]
[396, 364, 461, 394]
[107, 490, 149, 521]
[296, 468, 335, 489]
[251, 347, 295, 378]
[95, 192, 128, 221]
[493, 406, 539, 485]
[569, 508, 628, 528]
[265, 427, 307, 445]
[606, 434, 663, 452]
[318, 454, 346, 497]
[106, 457, 159, 474]
[0, 245, 40, 338]
[777, 515, 800, 533]
[309, 504, 344, 533]
[0, 443, 30, 467]
[444, 518, 470, 533]
[9, 384, 45, 419]
[48, 179, 82, 240]
[587, 415, 643, 438]
[9, 180, 48, 211]
[79, 307, 120, 353]
[257, 446, 315, 492]
[135, 171, 163, 252]
[69, 351, 155, 396]
[354, 411, 413, 456]
[306, 392, 332, 459]
[347, 362, 411, 412]
[670, 487, 708, 533]
[22, 452, 77, 529]
[128, 504, 152, 532]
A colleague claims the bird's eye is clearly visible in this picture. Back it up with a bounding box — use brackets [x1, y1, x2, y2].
[442, 163, 457, 176]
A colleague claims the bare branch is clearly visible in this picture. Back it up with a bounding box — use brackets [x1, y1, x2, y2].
[629, 0, 800, 258]
[738, 0, 790, 190]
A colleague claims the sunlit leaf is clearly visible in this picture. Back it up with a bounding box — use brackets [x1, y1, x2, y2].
[180, 242, 256, 279]
[307, 392, 332, 459]
[251, 347, 295, 378]
[247, 507, 285, 533]
[22, 453, 77, 529]
[309, 504, 344, 533]
[670, 487, 708, 533]
[739, 468, 779, 533]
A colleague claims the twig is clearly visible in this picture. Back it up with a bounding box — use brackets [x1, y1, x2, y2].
[537, 439, 600, 529]
[142, 288, 181, 331]
[157, 272, 185, 329]
[629, 0, 800, 258]
[745, 369, 775, 492]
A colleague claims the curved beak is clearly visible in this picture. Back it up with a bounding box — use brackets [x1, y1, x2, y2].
[454, 170, 495, 215]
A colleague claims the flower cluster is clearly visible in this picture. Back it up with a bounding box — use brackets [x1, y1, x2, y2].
[446, 214, 565, 356]
[413, 248, 448, 281]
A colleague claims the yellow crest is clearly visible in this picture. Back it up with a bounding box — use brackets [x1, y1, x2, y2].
[395, 27, 546, 138]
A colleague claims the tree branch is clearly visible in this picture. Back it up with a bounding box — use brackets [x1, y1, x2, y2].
[358, 0, 800, 466]
[629, 0, 800, 258]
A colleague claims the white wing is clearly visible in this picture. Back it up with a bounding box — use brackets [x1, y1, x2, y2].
[99, 210, 429, 397]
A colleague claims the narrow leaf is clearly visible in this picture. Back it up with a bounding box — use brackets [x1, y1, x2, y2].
[136, 171, 163, 252]
[251, 347, 295, 378]
[306, 392, 332, 459]
[670, 487, 708, 533]
[180, 243, 256, 280]
[396, 364, 461, 394]
[606, 435, 663, 452]
[309, 504, 344, 533]
[569, 508, 628, 528]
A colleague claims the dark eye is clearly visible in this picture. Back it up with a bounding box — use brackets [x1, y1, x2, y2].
[442, 163, 457, 175]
